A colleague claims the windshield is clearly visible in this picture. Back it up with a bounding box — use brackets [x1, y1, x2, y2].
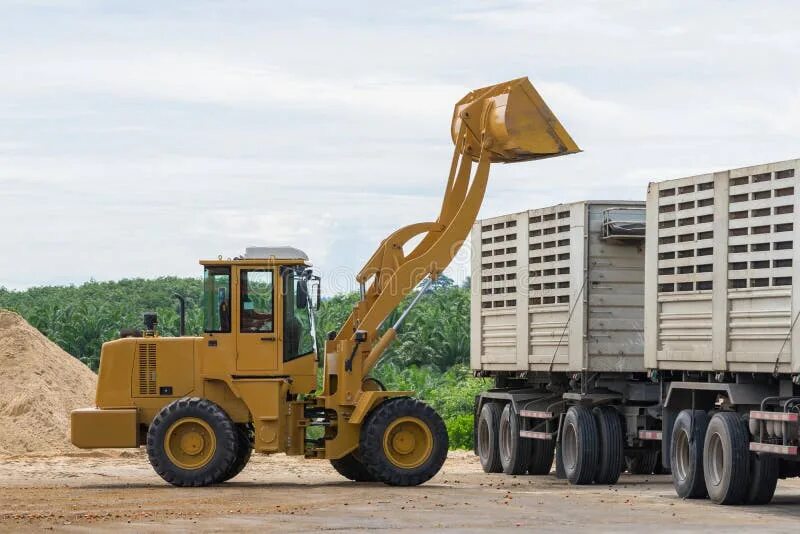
[281, 267, 316, 361]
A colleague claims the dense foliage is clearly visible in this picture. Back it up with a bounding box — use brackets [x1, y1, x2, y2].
[0, 275, 484, 449]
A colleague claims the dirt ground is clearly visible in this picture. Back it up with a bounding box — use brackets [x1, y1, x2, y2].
[1, 451, 800, 532]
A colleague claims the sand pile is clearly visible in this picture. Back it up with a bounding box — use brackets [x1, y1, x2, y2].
[0, 310, 97, 456]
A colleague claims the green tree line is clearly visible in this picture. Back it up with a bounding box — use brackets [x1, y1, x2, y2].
[0, 275, 487, 449]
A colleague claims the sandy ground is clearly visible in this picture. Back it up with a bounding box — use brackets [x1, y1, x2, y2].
[1, 451, 800, 532]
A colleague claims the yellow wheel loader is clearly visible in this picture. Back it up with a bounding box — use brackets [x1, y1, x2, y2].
[70, 77, 579, 487]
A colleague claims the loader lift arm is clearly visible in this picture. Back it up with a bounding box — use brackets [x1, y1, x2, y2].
[332, 77, 581, 376]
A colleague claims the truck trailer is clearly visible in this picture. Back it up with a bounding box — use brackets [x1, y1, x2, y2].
[472, 158, 800, 505]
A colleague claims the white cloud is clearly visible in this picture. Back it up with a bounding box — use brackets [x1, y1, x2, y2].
[0, 1, 799, 295]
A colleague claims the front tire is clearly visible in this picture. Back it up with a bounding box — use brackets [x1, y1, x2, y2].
[360, 397, 448, 486]
[147, 397, 238, 487]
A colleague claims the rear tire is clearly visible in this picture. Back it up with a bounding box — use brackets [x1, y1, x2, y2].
[670, 409, 709, 499]
[593, 406, 623, 484]
[627, 450, 658, 475]
[528, 439, 555, 475]
[360, 397, 448, 486]
[330, 449, 376, 482]
[703, 411, 750, 505]
[499, 404, 530, 475]
[561, 405, 598, 485]
[745, 452, 779, 505]
[477, 403, 503, 473]
[147, 397, 238, 487]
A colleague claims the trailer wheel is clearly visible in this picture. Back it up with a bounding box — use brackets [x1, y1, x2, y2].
[528, 439, 555, 475]
[218, 423, 253, 482]
[562, 405, 599, 485]
[593, 406, 623, 484]
[671, 409, 709, 498]
[360, 397, 448, 486]
[477, 402, 503, 473]
[147, 397, 238, 487]
[627, 450, 658, 475]
[744, 452, 779, 505]
[703, 412, 750, 504]
[498, 404, 531, 475]
[330, 449, 377, 482]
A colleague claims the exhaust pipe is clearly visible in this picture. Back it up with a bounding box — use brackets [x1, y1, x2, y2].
[173, 294, 186, 336]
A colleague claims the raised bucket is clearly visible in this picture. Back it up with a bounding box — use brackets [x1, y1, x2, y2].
[451, 77, 580, 163]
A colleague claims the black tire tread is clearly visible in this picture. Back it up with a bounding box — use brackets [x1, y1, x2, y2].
[146, 397, 238, 487]
[330, 450, 376, 482]
[745, 451, 779, 505]
[704, 412, 750, 505]
[528, 439, 555, 475]
[360, 397, 448, 486]
[563, 405, 599, 485]
[594, 406, 623, 484]
[499, 404, 531, 475]
[477, 403, 503, 473]
[219, 424, 253, 483]
[670, 409, 709, 499]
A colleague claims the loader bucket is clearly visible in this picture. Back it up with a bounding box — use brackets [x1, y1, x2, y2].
[451, 77, 580, 163]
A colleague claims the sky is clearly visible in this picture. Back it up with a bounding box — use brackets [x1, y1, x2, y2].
[1, 1, 799, 294]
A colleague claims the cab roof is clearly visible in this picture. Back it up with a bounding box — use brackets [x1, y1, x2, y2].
[200, 246, 311, 266]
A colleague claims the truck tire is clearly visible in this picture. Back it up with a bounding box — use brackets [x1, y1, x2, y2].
[218, 423, 253, 482]
[147, 397, 238, 487]
[359, 397, 448, 486]
[593, 406, 623, 484]
[477, 402, 503, 473]
[562, 405, 598, 485]
[627, 450, 658, 475]
[745, 452, 779, 505]
[670, 409, 709, 499]
[528, 439, 555, 475]
[330, 449, 377, 482]
[499, 404, 531, 475]
[703, 411, 750, 505]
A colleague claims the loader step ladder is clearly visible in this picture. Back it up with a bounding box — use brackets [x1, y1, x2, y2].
[519, 410, 555, 440]
[638, 430, 662, 441]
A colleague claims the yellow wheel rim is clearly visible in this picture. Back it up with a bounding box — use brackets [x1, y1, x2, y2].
[164, 417, 217, 470]
[382, 416, 433, 469]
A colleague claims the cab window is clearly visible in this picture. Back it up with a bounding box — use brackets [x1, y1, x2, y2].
[240, 269, 274, 333]
[203, 266, 231, 333]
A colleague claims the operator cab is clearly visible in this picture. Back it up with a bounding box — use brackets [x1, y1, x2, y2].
[199, 246, 320, 392]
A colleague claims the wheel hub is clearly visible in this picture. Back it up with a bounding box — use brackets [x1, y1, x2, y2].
[164, 417, 217, 470]
[382, 416, 433, 469]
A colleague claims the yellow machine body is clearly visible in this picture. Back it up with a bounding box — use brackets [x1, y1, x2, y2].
[71, 77, 579, 466]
